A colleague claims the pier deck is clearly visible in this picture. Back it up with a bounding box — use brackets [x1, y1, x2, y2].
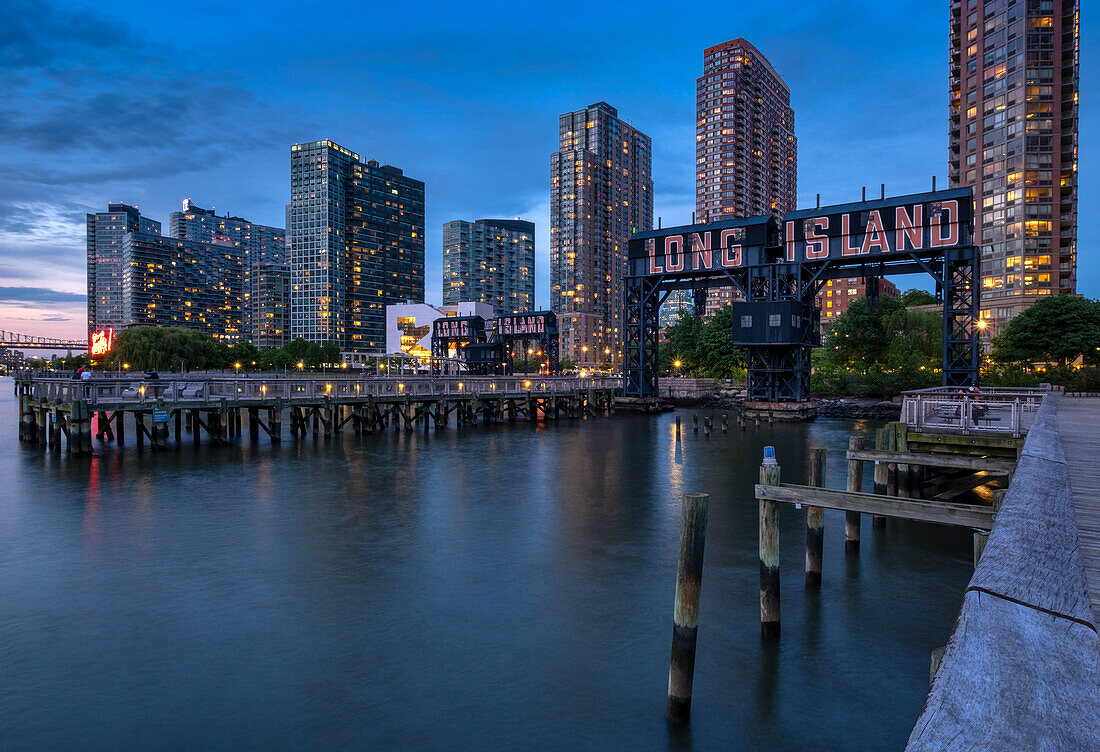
[13, 374, 622, 455]
[906, 393, 1100, 750]
[1054, 396, 1100, 629]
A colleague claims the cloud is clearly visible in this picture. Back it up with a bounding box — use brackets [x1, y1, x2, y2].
[0, 286, 86, 305]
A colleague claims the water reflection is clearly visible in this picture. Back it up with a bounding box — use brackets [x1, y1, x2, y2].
[0, 384, 972, 751]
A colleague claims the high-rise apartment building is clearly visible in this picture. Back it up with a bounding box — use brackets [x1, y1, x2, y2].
[949, 0, 1078, 334]
[251, 262, 291, 349]
[289, 140, 425, 352]
[550, 102, 653, 366]
[695, 39, 797, 316]
[86, 204, 161, 333]
[170, 199, 286, 342]
[442, 218, 534, 313]
[120, 232, 245, 340]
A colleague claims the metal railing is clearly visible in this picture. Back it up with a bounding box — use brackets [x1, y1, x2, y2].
[901, 387, 1044, 438]
[19, 374, 622, 407]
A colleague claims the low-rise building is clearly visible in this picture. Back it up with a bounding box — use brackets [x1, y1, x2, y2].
[383, 301, 494, 359]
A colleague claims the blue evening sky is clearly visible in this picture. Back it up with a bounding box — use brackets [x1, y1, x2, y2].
[0, 0, 1094, 338]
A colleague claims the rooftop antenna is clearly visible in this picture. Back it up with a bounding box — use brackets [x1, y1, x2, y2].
[658, 217, 662, 230]
[816, 193, 820, 208]
[880, 183, 885, 200]
[932, 175, 937, 191]
[861, 186, 866, 201]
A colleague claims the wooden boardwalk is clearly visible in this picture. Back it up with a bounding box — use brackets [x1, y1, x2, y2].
[1055, 396, 1100, 630]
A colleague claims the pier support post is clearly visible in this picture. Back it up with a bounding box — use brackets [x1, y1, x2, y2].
[37, 407, 47, 448]
[872, 428, 888, 528]
[973, 531, 989, 568]
[675, 415, 681, 438]
[270, 408, 282, 443]
[175, 410, 182, 444]
[49, 409, 61, 453]
[185, 410, 192, 433]
[81, 408, 93, 455]
[153, 417, 168, 451]
[666, 491, 709, 725]
[721, 413, 728, 433]
[249, 408, 259, 441]
[116, 410, 125, 445]
[135, 412, 145, 451]
[692, 413, 698, 433]
[703, 416, 711, 437]
[806, 447, 826, 587]
[21, 396, 36, 443]
[759, 447, 781, 638]
[845, 436, 864, 553]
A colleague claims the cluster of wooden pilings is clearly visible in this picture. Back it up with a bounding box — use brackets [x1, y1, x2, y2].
[665, 416, 1017, 724]
[14, 382, 618, 456]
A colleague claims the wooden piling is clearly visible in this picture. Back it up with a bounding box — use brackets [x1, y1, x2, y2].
[872, 428, 888, 528]
[37, 407, 47, 448]
[249, 408, 259, 441]
[973, 531, 989, 568]
[882, 426, 897, 528]
[270, 408, 282, 443]
[845, 436, 863, 553]
[666, 491, 709, 725]
[174, 410, 182, 444]
[806, 447, 826, 587]
[703, 416, 711, 437]
[759, 447, 781, 638]
[135, 412, 145, 451]
[721, 413, 728, 433]
[79, 405, 93, 455]
[116, 410, 125, 445]
[49, 409, 61, 453]
[692, 413, 698, 433]
[675, 415, 681, 438]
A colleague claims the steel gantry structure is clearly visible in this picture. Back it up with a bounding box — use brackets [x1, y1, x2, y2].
[623, 188, 979, 401]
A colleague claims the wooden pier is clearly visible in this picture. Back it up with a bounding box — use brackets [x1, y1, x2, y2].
[13, 374, 620, 456]
[749, 386, 1098, 748]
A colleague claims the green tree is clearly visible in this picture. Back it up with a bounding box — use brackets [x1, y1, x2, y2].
[992, 294, 1100, 367]
[663, 306, 744, 379]
[900, 288, 936, 307]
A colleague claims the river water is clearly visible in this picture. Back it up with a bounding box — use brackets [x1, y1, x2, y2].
[0, 379, 972, 751]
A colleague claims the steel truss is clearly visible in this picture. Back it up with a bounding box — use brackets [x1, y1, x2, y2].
[623, 246, 980, 400]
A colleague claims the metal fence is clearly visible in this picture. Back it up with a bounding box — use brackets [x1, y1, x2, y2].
[21, 375, 622, 407]
[901, 387, 1044, 437]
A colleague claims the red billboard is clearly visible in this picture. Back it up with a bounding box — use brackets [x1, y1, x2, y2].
[89, 328, 113, 356]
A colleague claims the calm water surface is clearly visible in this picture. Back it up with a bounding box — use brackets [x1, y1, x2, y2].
[0, 379, 972, 750]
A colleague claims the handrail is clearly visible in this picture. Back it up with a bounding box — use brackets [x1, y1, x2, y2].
[14, 374, 622, 407]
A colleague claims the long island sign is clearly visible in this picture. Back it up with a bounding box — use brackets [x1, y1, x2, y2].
[629, 188, 973, 277]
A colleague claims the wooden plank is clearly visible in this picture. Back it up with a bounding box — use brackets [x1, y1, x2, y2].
[755, 483, 993, 530]
[847, 449, 1016, 473]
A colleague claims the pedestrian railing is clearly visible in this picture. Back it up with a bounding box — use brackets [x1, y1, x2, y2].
[19, 375, 622, 407]
[901, 387, 1044, 438]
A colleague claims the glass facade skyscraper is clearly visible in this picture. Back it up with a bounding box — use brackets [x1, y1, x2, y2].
[442, 218, 534, 313]
[86, 204, 161, 333]
[550, 102, 652, 366]
[289, 140, 425, 352]
[169, 199, 286, 342]
[949, 0, 1078, 334]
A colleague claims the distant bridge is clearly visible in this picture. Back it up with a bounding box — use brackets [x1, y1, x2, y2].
[0, 330, 87, 351]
